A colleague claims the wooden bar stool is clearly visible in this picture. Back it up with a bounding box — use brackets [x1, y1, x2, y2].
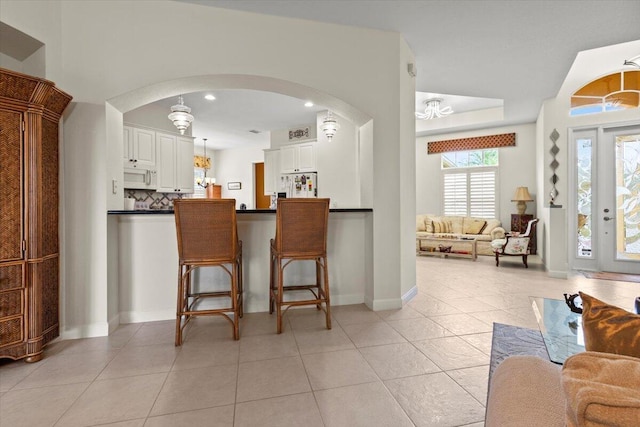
[173, 199, 243, 345]
[269, 198, 331, 333]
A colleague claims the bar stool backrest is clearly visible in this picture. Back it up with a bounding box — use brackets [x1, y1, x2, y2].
[274, 198, 330, 257]
[174, 199, 238, 264]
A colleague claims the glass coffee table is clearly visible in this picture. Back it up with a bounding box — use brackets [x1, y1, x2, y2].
[530, 296, 585, 364]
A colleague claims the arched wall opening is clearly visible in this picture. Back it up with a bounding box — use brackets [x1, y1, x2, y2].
[100, 73, 375, 333]
[104, 73, 373, 210]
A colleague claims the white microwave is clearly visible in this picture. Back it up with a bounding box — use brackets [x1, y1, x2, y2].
[123, 167, 157, 190]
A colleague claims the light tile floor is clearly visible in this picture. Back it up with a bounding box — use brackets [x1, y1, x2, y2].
[2, 255, 640, 426]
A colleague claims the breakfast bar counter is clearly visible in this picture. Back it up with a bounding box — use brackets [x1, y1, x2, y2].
[107, 208, 373, 325]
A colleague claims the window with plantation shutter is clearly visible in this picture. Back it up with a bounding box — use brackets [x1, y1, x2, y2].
[443, 168, 497, 217]
[469, 170, 496, 218]
[443, 173, 468, 216]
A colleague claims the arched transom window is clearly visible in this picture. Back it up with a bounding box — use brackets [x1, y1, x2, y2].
[571, 70, 640, 116]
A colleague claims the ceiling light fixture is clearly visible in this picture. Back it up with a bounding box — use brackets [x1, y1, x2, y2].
[415, 98, 454, 120]
[204, 94, 216, 100]
[623, 55, 640, 68]
[304, 101, 314, 107]
[320, 111, 340, 141]
[168, 95, 194, 135]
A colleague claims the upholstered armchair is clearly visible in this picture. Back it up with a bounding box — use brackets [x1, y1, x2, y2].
[491, 218, 539, 268]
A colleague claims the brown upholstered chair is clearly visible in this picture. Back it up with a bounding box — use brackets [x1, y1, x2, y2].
[492, 218, 539, 268]
[173, 199, 243, 345]
[270, 198, 331, 333]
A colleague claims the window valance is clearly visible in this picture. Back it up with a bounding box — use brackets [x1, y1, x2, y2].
[428, 132, 516, 154]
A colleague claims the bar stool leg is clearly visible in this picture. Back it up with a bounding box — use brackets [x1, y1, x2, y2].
[323, 256, 332, 330]
[315, 260, 322, 310]
[276, 260, 284, 334]
[231, 263, 239, 340]
[176, 265, 184, 346]
[269, 246, 275, 315]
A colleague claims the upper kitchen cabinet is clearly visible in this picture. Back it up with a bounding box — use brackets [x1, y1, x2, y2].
[123, 126, 156, 169]
[156, 132, 194, 194]
[263, 149, 280, 195]
[280, 142, 316, 173]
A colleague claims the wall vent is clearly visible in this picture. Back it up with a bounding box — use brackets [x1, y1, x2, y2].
[249, 129, 261, 134]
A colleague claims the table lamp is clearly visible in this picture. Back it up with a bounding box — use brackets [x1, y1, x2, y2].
[512, 186, 533, 214]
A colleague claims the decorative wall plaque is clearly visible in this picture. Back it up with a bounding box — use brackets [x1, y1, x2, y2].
[289, 127, 310, 140]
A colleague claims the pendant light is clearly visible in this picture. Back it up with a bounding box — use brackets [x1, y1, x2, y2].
[168, 95, 194, 135]
[320, 111, 340, 141]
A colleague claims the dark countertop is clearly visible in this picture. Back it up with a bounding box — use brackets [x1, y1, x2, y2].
[108, 208, 373, 215]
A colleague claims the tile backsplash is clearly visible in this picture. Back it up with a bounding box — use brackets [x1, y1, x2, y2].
[124, 190, 185, 209]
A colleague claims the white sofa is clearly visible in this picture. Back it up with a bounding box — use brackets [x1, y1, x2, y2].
[416, 214, 506, 256]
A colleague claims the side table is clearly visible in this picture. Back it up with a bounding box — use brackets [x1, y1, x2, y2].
[511, 213, 536, 254]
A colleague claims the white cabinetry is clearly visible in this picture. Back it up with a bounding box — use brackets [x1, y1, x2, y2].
[124, 127, 156, 169]
[156, 132, 194, 193]
[280, 142, 316, 173]
[263, 149, 280, 195]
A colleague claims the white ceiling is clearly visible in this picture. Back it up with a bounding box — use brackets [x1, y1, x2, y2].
[164, 0, 639, 144]
[156, 90, 325, 149]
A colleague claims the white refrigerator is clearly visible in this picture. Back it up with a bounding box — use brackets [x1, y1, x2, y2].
[279, 172, 318, 198]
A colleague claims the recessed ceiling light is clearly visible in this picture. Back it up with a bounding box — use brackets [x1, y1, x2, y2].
[204, 94, 216, 101]
[304, 101, 314, 107]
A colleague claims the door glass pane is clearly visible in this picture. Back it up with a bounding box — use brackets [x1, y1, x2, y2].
[577, 138, 593, 258]
[615, 134, 640, 260]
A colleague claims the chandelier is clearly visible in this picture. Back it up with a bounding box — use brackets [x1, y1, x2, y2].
[415, 98, 454, 120]
[196, 138, 215, 188]
[168, 95, 194, 135]
[320, 111, 340, 141]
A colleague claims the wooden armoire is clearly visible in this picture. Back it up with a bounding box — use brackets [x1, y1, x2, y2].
[0, 68, 72, 362]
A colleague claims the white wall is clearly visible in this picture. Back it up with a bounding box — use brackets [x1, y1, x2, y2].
[61, 102, 109, 338]
[213, 145, 269, 209]
[1, 0, 415, 336]
[399, 38, 417, 302]
[0, 51, 22, 72]
[315, 112, 360, 208]
[270, 123, 317, 148]
[269, 114, 361, 208]
[416, 123, 537, 228]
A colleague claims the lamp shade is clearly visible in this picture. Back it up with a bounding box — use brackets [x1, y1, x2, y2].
[512, 187, 533, 202]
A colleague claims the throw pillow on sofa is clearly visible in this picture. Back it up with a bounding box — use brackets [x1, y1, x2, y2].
[416, 215, 428, 232]
[562, 351, 640, 427]
[579, 291, 640, 358]
[463, 218, 486, 235]
[482, 219, 501, 235]
[432, 219, 452, 234]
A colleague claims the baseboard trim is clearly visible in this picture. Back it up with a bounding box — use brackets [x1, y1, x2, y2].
[61, 322, 109, 340]
[119, 310, 174, 324]
[548, 270, 568, 279]
[402, 285, 418, 305]
[108, 313, 120, 334]
[367, 297, 403, 311]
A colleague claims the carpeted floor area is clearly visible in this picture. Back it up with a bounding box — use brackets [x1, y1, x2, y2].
[580, 271, 640, 283]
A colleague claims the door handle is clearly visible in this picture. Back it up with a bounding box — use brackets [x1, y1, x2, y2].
[604, 216, 615, 221]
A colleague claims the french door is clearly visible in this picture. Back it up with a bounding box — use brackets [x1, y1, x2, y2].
[574, 125, 640, 273]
